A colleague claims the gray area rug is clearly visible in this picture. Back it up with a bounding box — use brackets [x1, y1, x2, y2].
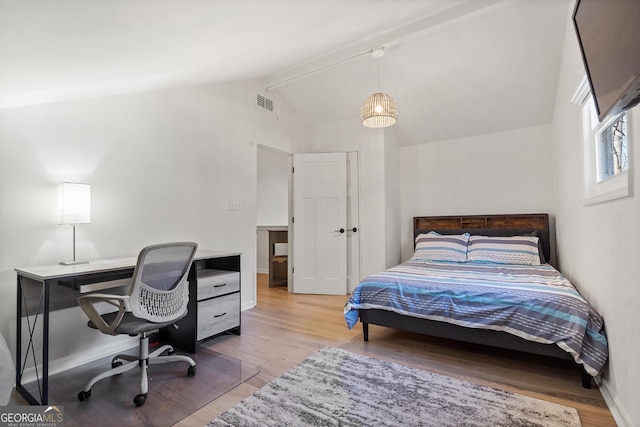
[208, 347, 580, 427]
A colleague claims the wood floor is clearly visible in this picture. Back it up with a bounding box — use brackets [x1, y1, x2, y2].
[174, 274, 616, 427]
[10, 273, 614, 425]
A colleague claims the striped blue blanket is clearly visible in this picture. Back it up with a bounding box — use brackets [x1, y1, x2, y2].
[344, 260, 608, 376]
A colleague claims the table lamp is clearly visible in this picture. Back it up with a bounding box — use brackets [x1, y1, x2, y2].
[58, 182, 91, 265]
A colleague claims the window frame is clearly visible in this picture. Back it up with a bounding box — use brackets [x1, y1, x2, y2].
[574, 77, 632, 205]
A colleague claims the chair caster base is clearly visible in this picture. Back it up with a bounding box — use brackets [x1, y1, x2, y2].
[112, 357, 123, 371]
[78, 389, 91, 401]
[134, 393, 147, 407]
[187, 365, 196, 377]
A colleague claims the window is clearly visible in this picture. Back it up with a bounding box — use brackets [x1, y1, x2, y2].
[574, 78, 631, 205]
[595, 113, 627, 181]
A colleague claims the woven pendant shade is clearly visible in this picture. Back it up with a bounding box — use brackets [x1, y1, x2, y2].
[360, 92, 397, 128]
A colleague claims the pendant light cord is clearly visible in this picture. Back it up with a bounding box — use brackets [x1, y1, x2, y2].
[377, 55, 380, 91]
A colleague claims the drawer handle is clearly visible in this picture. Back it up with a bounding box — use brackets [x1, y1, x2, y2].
[214, 312, 227, 318]
[214, 283, 227, 288]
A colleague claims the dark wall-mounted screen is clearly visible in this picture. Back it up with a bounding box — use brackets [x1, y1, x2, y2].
[573, 0, 640, 121]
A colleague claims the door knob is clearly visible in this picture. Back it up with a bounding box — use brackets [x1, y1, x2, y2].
[352, 227, 358, 233]
[334, 228, 345, 233]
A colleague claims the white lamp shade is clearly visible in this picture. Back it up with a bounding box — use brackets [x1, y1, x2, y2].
[58, 183, 91, 224]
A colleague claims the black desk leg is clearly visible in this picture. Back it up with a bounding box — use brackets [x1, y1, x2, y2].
[15, 276, 22, 397]
[15, 276, 50, 405]
[43, 280, 49, 404]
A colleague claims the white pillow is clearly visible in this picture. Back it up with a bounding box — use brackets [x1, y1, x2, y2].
[467, 235, 541, 265]
[411, 232, 470, 263]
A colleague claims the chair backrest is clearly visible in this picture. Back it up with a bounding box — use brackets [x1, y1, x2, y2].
[128, 242, 198, 323]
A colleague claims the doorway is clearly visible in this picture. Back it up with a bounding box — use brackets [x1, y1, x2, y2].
[256, 146, 291, 297]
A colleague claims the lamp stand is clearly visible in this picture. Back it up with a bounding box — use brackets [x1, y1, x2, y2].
[60, 224, 89, 266]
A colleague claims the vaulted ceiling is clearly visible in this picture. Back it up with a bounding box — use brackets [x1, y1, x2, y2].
[0, 0, 572, 146]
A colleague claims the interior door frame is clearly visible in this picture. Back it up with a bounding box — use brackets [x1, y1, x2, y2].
[255, 144, 293, 301]
[346, 151, 360, 293]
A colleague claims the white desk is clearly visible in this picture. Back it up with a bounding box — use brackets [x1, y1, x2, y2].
[15, 250, 241, 405]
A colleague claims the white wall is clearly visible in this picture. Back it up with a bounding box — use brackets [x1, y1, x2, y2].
[256, 230, 270, 274]
[398, 124, 556, 260]
[0, 80, 310, 368]
[551, 7, 640, 426]
[257, 147, 289, 227]
[384, 129, 401, 267]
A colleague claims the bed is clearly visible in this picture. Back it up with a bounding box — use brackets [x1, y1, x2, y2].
[344, 214, 608, 388]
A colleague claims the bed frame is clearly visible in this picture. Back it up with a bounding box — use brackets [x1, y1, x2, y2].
[358, 213, 593, 388]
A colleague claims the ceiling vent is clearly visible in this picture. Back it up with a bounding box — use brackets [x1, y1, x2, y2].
[256, 93, 274, 112]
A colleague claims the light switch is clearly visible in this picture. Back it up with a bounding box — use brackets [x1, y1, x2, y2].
[226, 198, 243, 211]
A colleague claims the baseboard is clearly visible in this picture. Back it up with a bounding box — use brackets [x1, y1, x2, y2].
[597, 378, 635, 427]
[20, 337, 138, 384]
[241, 301, 257, 311]
[256, 268, 269, 274]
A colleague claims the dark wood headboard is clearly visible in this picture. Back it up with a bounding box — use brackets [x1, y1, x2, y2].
[413, 213, 551, 263]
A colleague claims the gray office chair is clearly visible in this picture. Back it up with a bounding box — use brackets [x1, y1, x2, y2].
[77, 242, 198, 407]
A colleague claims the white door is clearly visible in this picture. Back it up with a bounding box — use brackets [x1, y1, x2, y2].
[292, 153, 347, 295]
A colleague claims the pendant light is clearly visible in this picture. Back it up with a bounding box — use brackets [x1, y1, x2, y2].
[360, 48, 397, 128]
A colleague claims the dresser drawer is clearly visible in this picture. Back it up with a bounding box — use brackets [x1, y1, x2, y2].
[196, 292, 240, 341]
[197, 269, 240, 300]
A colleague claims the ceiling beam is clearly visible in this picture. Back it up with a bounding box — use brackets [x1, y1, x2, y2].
[264, 0, 515, 91]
